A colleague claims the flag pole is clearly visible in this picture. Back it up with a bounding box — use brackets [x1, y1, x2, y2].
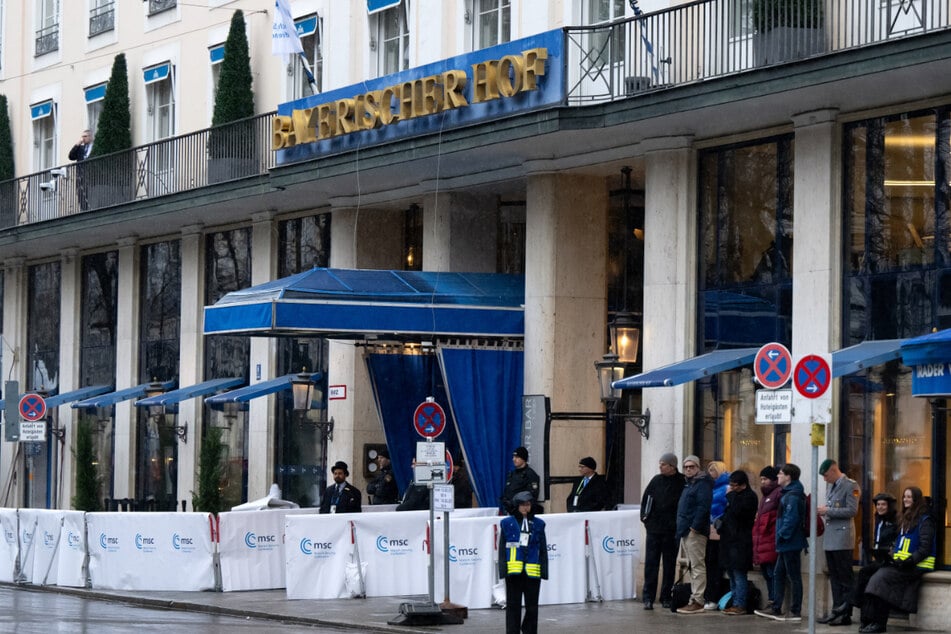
[297, 52, 319, 95]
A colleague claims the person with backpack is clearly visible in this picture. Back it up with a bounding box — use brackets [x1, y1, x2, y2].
[817, 459, 860, 624]
[754, 463, 807, 622]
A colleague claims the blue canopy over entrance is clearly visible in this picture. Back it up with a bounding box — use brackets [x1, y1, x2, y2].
[832, 339, 904, 377]
[613, 348, 759, 389]
[203, 268, 525, 339]
[901, 328, 951, 366]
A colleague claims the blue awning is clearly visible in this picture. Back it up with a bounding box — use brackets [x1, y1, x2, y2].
[209, 44, 225, 64]
[135, 377, 244, 408]
[45, 385, 112, 409]
[143, 62, 171, 85]
[901, 329, 951, 366]
[203, 268, 525, 339]
[367, 0, 401, 14]
[613, 348, 760, 389]
[205, 372, 321, 410]
[295, 15, 318, 37]
[831, 339, 904, 377]
[72, 380, 176, 410]
[30, 101, 53, 120]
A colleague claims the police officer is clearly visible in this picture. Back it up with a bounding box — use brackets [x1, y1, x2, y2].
[500, 446, 541, 514]
[498, 491, 548, 634]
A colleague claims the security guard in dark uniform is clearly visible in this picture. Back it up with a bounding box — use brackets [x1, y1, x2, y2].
[498, 491, 548, 634]
[500, 446, 541, 514]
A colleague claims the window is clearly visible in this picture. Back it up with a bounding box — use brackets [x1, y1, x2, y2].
[584, 0, 626, 67]
[30, 100, 57, 171]
[35, 0, 59, 56]
[374, 2, 408, 77]
[472, 0, 510, 49]
[144, 63, 175, 191]
[147, 0, 176, 16]
[403, 203, 422, 270]
[84, 83, 106, 135]
[209, 44, 224, 101]
[89, 0, 114, 37]
[289, 14, 322, 99]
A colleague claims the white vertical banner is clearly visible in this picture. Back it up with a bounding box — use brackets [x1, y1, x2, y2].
[57, 511, 87, 587]
[433, 515, 497, 609]
[17, 512, 39, 584]
[86, 512, 215, 590]
[20, 509, 80, 586]
[352, 511, 429, 597]
[536, 513, 586, 605]
[584, 510, 639, 600]
[218, 508, 317, 591]
[0, 509, 19, 582]
[284, 514, 353, 599]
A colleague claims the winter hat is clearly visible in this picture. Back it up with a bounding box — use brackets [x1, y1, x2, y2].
[759, 466, 779, 481]
[513, 446, 529, 461]
[659, 453, 678, 468]
[513, 491, 534, 504]
[579, 456, 597, 471]
[683, 455, 701, 468]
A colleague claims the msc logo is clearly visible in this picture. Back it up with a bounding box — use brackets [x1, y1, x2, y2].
[244, 532, 278, 549]
[135, 533, 156, 551]
[43, 530, 55, 548]
[376, 536, 409, 553]
[448, 545, 479, 562]
[300, 538, 334, 555]
[3, 529, 15, 545]
[21, 529, 33, 545]
[172, 533, 194, 550]
[546, 543, 557, 552]
[66, 531, 82, 549]
[99, 532, 120, 550]
[602, 536, 638, 554]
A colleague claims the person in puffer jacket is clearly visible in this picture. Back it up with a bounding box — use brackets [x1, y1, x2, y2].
[752, 466, 782, 611]
[704, 460, 730, 608]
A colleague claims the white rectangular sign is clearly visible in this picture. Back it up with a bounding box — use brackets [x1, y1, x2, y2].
[433, 484, 454, 512]
[328, 385, 346, 400]
[18, 421, 46, 442]
[756, 389, 792, 424]
[415, 441, 445, 464]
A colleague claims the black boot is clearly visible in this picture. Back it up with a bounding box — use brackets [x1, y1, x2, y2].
[831, 602, 851, 617]
[828, 614, 851, 626]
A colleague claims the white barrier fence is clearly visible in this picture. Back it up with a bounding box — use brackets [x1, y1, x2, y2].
[0, 507, 640, 603]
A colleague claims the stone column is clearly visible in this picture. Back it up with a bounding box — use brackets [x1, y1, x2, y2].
[327, 206, 403, 490]
[640, 136, 697, 493]
[0, 258, 27, 505]
[113, 238, 140, 500]
[247, 211, 277, 499]
[57, 249, 81, 509]
[791, 109, 840, 494]
[422, 190, 498, 273]
[524, 172, 607, 511]
[176, 224, 204, 505]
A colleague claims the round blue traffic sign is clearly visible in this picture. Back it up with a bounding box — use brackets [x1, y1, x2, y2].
[413, 400, 447, 439]
[19, 393, 47, 421]
[794, 355, 831, 399]
[755, 343, 793, 389]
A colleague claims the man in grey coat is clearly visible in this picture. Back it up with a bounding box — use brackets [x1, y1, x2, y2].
[674, 455, 713, 614]
[817, 459, 860, 624]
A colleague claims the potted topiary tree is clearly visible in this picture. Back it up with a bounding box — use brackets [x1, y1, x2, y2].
[72, 419, 102, 512]
[208, 10, 256, 184]
[192, 425, 226, 515]
[0, 94, 16, 228]
[752, 0, 826, 67]
[88, 53, 134, 207]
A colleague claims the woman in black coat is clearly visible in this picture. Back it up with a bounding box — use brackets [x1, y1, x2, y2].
[859, 487, 936, 633]
[718, 470, 758, 614]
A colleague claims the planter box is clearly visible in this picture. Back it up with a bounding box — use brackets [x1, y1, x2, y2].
[753, 27, 825, 67]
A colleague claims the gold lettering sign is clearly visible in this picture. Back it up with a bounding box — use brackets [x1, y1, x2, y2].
[272, 48, 548, 151]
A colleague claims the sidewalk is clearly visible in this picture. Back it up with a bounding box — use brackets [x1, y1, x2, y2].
[8, 584, 934, 634]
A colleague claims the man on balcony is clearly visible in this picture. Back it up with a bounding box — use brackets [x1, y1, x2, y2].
[68, 129, 94, 210]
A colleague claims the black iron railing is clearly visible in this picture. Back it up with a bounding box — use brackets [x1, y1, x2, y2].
[34, 23, 59, 57]
[1, 112, 276, 229]
[565, 0, 951, 103]
[148, 0, 177, 17]
[90, 2, 116, 37]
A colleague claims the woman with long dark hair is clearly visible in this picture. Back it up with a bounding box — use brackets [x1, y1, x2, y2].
[858, 487, 936, 633]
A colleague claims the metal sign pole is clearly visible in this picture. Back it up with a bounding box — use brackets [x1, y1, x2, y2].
[807, 401, 822, 634]
[428, 481, 435, 606]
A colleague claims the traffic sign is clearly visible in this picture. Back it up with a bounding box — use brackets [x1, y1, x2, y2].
[445, 450, 454, 484]
[19, 393, 47, 422]
[755, 389, 792, 424]
[794, 354, 831, 399]
[18, 421, 46, 442]
[754, 342, 793, 389]
[413, 399, 447, 439]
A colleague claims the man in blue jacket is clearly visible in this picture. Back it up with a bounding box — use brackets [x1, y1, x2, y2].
[755, 463, 807, 622]
[675, 455, 713, 614]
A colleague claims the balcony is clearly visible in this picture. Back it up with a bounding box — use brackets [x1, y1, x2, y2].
[90, 2, 116, 37]
[4, 0, 951, 230]
[0, 113, 276, 229]
[34, 23, 59, 57]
